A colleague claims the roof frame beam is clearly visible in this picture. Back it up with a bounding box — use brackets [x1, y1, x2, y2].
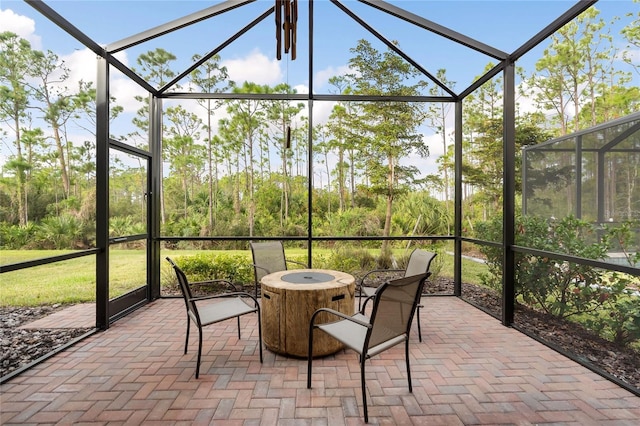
[106, 0, 256, 53]
[511, 0, 598, 61]
[332, 0, 458, 99]
[357, 0, 508, 60]
[159, 5, 273, 94]
[26, 0, 105, 57]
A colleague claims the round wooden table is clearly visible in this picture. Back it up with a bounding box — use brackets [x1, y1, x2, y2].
[260, 269, 355, 358]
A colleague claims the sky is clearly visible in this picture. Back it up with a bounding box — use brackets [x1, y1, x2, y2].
[1, 0, 638, 181]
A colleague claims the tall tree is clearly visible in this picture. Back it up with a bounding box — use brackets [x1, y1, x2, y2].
[313, 123, 332, 214]
[326, 76, 361, 209]
[620, 0, 640, 78]
[133, 48, 177, 224]
[164, 105, 204, 219]
[224, 82, 270, 235]
[265, 83, 305, 224]
[0, 32, 35, 226]
[425, 69, 455, 206]
[346, 40, 429, 253]
[190, 53, 231, 232]
[28, 49, 79, 198]
[72, 80, 123, 212]
[528, 7, 613, 134]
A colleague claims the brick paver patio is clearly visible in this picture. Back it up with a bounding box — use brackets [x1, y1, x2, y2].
[2, 297, 639, 425]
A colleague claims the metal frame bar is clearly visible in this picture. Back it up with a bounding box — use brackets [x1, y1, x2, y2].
[576, 136, 583, 219]
[105, 0, 257, 53]
[332, 0, 458, 98]
[162, 92, 455, 102]
[511, 0, 598, 60]
[0, 249, 99, 273]
[159, 6, 273, 94]
[523, 111, 640, 152]
[453, 101, 463, 297]
[149, 96, 163, 302]
[502, 62, 516, 326]
[25, 0, 105, 57]
[357, 0, 508, 60]
[96, 57, 110, 330]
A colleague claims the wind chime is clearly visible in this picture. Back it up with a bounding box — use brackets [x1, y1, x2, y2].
[276, 0, 297, 149]
[276, 0, 297, 61]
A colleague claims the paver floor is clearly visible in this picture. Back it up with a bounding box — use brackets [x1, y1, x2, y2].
[2, 297, 639, 425]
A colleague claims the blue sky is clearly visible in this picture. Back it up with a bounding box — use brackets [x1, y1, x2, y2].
[3, 1, 637, 93]
[1, 0, 638, 179]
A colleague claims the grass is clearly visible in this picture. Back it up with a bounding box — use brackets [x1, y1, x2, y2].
[1, 248, 487, 307]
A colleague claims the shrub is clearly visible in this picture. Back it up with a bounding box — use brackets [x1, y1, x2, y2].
[477, 215, 611, 318]
[170, 252, 254, 287]
[476, 214, 640, 348]
[0, 223, 38, 249]
[584, 272, 640, 348]
[315, 246, 377, 274]
[37, 215, 86, 249]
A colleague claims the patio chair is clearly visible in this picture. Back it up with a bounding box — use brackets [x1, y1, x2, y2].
[307, 272, 430, 423]
[358, 249, 436, 342]
[166, 257, 263, 378]
[250, 241, 308, 298]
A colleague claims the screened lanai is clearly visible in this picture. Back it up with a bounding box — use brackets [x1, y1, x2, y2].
[523, 112, 640, 250]
[1, 0, 639, 400]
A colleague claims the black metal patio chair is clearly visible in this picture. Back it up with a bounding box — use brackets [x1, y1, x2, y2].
[358, 249, 437, 342]
[307, 272, 430, 423]
[250, 241, 308, 298]
[166, 257, 263, 378]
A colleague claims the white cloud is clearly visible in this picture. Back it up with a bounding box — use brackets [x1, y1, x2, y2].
[424, 133, 446, 158]
[294, 83, 308, 95]
[314, 65, 351, 91]
[0, 8, 42, 49]
[222, 49, 282, 85]
[311, 101, 336, 126]
[62, 49, 98, 90]
[111, 77, 147, 114]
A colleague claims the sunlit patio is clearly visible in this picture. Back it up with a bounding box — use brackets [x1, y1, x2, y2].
[2, 296, 639, 425]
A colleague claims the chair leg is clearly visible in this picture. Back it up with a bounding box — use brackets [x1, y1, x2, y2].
[361, 356, 368, 423]
[405, 339, 412, 393]
[195, 326, 203, 379]
[416, 304, 422, 342]
[184, 317, 190, 354]
[237, 317, 241, 339]
[307, 323, 314, 388]
[257, 307, 263, 363]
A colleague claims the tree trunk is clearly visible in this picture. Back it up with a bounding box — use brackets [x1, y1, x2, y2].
[52, 124, 70, 197]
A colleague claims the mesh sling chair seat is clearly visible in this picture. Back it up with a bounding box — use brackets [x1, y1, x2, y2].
[358, 249, 436, 342]
[166, 257, 263, 378]
[250, 241, 308, 298]
[307, 272, 430, 423]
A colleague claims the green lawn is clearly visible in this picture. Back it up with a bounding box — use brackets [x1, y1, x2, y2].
[1, 248, 487, 307]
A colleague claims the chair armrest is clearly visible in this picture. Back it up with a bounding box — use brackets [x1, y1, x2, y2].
[360, 295, 376, 314]
[309, 307, 372, 328]
[286, 259, 309, 268]
[359, 269, 405, 287]
[251, 264, 272, 276]
[190, 279, 237, 292]
[190, 291, 260, 307]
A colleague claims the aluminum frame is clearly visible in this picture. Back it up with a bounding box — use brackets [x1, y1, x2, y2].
[16, 0, 605, 333]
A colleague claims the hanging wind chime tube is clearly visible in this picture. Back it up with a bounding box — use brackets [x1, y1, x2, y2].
[276, 0, 297, 61]
[276, 1, 296, 150]
[286, 126, 291, 149]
